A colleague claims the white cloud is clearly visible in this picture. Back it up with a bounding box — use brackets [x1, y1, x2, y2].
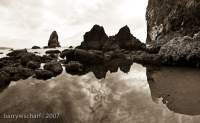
[0, 0, 148, 48]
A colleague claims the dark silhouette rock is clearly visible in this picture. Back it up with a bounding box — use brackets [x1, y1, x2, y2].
[48, 31, 61, 48]
[35, 69, 54, 80]
[7, 49, 27, 58]
[43, 46, 49, 49]
[41, 55, 56, 63]
[1, 66, 34, 81]
[79, 25, 109, 50]
[45, 50, 61, 54]
[65, 61, 84, 75]
[32, 46, 40, 49]
[44, 61, 63, 76]
[27, 61, 41, 69]
[20, 53, 41, 66]
[60, 49, 75, 59]
[115, 26, 145, 50]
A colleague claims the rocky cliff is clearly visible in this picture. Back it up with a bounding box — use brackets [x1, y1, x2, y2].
[146, 0, 200, 46]
[146, 0, 200, 66]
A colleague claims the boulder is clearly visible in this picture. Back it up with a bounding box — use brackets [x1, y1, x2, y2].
[79, 25, 109, 50]
[35, 69, 54, 80]
[1, 66, 34, 81]
[44, 61, 63, 76]
[65, 61, 84, 74]
[60, 49, 75, 59]
[7, 49, 27, 58]
[20, 53, 41, 66]
[43, 46, 49, 49]
[41, 55, 55, 63]
[45, 50, 61, 54]
[32, 46, 40, 49]
[48, 31, 61, 48]
[27, 61, 41, 69]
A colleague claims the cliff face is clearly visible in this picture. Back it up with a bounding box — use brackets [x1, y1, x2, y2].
[146, 0, 200, 46]
[146, 0, 200, 66]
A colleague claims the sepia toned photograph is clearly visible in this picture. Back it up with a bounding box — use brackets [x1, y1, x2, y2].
[0, 0, 200, 123]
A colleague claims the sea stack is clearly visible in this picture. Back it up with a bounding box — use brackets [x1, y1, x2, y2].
[48, 31, 61, 48]
[115, 25, 145, 50]
[78, 24, 109, 50]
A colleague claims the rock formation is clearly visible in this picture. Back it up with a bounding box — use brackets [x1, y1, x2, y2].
[48, 31, 61, 48]
[79, 24, 109, 50]
[78, 25, 145, 51]
[31, 46, 40, 49]
[115, 25, 145, 50]
[146, 0, 200, 66]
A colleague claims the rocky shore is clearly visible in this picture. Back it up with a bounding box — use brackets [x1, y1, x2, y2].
[146, 0, 200, 67]
[0, 0, 200, 90]
[0, 25, 159, 89]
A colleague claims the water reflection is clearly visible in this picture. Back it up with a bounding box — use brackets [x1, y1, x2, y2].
[147, 66, 200, 116]
[0, 64, 200, 123]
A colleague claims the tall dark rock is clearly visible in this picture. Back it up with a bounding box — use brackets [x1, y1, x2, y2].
[79, 24, 109, 50]
[115, 26, 145, 50]
[48, 31, 61, 48]
[78, 25, 145, 51]
[146, 0, 200, 65]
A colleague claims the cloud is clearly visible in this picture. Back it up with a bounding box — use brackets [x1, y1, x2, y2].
[0, 0, 148, 48]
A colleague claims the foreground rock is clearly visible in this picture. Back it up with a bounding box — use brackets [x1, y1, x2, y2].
[44, 61, 63, 76]
[27, 61, 41, 69]
[1, 66, 34, 81]
[7, 49, 27, 58]
[20, 52, 41, 66]
[65, 61, 84, 75]
[35, 69, 54, 80]
[48, 31, 61, 48]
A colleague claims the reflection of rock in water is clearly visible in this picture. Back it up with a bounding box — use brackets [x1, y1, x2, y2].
[147, 66, 200, 115]
[66, 58, 133, 79]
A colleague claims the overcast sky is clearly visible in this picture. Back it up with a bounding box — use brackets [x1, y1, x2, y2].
[0, 0, 148, 48]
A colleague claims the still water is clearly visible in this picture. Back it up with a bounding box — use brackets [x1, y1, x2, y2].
[1, 49, 200, 123]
